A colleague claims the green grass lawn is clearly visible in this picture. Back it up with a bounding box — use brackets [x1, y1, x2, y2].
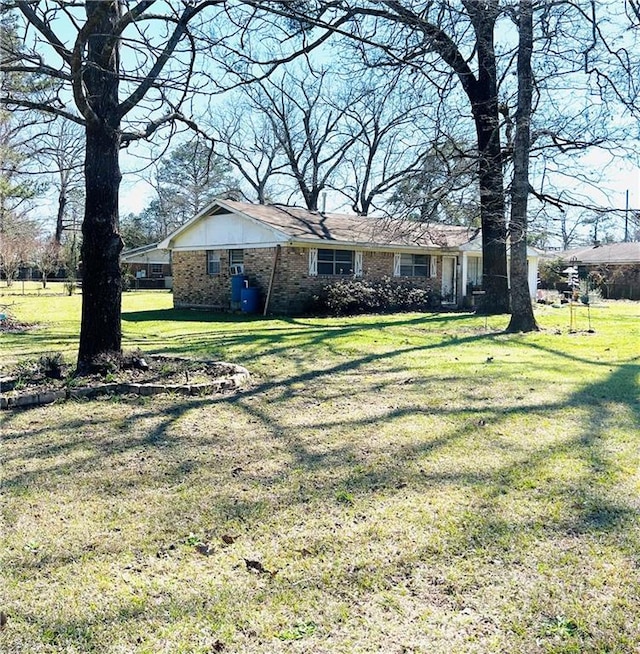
[1, 291, 639, 653]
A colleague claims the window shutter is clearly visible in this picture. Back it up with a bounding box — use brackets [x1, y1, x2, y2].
[430, 255, 437, 278]
[308, 248, 318, 276]
[354, 251, 363, 277]
[393, 253, 401, 277]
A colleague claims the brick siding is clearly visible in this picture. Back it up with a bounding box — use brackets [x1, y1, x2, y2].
[173, 246, 444, 314]
[172, 250, 232, 309]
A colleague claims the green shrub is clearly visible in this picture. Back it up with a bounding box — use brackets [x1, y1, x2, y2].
[538, 257, 567, 288]
[63, 280, 76, 296]
[318, 277, 441, 316]
[122, 269, 135, 292]
[38, 352, 66, 380]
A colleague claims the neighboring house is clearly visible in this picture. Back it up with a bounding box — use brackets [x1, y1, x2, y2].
[120, 243, 172, 289]
[158, 199, 539, 314]
[554, 242, 640, 300]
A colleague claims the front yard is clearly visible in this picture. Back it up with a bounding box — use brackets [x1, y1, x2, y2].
[1, 292, 639, 652]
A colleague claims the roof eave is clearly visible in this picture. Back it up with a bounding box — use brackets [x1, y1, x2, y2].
[287, 237, 459, 252]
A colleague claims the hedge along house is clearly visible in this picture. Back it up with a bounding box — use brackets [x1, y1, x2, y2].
[158, 199, 540, 315]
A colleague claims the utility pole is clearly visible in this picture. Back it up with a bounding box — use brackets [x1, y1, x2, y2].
[625, 189, 629, 242]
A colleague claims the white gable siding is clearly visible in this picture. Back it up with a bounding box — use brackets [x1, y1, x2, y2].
[170, 211, 287, 251]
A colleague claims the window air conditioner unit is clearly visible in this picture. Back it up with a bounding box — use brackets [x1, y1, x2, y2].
[229, 264, 244, 275]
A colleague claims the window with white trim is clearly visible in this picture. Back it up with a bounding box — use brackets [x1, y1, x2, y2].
[207, 251, 221, 275]
[398, 253, 430, 277]
[230, 249, 244, 265]
[150, 263, 163, 276]
[467, 257, 482, 286]
[317, 248, 354, 275]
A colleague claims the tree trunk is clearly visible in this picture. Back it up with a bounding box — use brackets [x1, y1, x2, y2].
[76, 1, 124, 372]
[473, 108, 509, 315]
[467, 5, 509, 315]
[507, 0, 538, 333]
[55, 188, 66, 244]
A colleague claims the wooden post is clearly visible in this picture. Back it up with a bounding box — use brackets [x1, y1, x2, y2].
[263, 245, 281, 316]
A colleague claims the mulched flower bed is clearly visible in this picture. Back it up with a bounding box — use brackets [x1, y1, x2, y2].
[0, 354, 250, 410]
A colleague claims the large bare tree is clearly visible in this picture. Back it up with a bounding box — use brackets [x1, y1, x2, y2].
[2, 1, 227, 369]
[33, 120, 85, 244]
[336, 71, 445, 217]
[2, 1, 322, 370]
[209, 99, 287, 204]
[241, 67, 367, 211]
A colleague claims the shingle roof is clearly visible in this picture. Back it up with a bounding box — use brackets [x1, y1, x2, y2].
[121, 243, 161, 257]
[215, 200, 478, 249]
[558, 242, 640, 265]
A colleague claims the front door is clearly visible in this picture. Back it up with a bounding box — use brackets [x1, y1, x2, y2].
[441, 256, 457, 304]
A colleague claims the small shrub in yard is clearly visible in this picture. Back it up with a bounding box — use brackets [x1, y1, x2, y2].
[63, 280, 76, 296]
[38, 352, 66, 380]
[89, 348, 149, 375]
[5, 352, 69, 390]
[318, 277, 441, 316]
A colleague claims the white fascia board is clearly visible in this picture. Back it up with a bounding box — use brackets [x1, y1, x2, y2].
[171, 240, 286, 251]
[460, 240, 539, 258]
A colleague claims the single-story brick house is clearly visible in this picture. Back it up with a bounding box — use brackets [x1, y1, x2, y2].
[554, 242, 640, 300]
[158, 199, 539, 314]
[121, 243, 173, 289]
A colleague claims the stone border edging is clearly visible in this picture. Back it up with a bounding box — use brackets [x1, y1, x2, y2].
[0, 362, 250, 410]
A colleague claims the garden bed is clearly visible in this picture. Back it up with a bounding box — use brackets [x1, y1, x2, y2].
[0, 355, 250, 409]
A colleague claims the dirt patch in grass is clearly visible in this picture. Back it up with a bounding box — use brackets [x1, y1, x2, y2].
[0, 309, 34, 333]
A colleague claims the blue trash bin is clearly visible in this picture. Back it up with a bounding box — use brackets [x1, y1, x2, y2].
[231, 274, 248, 303]
[241, 286, 260, 313]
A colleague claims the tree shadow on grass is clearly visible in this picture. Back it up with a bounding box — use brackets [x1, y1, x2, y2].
[2, 323, 639, 651]
[3, 331, 637, 510]
[121, 309, 480, 353]
[121, 308, 476, 326]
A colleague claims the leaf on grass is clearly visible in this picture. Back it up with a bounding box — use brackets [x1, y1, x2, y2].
[0, 611, 7, 630]
[184, 533, 200, 546]
[244, 558, 275, 576]
[231, 467, 243, 476]
[156, 543, 176, 558]
[195, 542, 214, 556]
[221, 534, 237, 545]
